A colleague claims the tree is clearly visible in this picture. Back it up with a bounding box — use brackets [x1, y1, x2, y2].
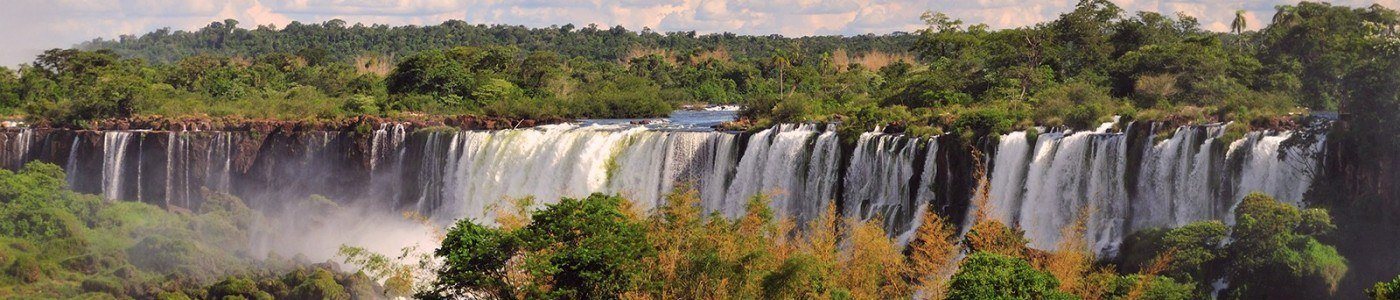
[946, 252, 1075, 300]
[1231, 10, 1249, 34]
[1118, 221, 1228, 294]
[1223, 193, 1347, 299]
[421, 220, 518, 299]
[905, 208, 960, 298]
[423, 193, 653, 299]
[0, 67, 19, 111]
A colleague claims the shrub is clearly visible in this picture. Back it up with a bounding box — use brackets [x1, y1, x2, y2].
[947, 252, 1074, 300]
[1099, 274, 1195, 300]
[963, 220, 1029, 258]
[289, 269, 350, 300]
[208, 276, 271, 299]
[423, 220, 517, 298]
[7, 255, 42, 283]
[81, 276, 127, 295]
[1369, 275, 1400, 300]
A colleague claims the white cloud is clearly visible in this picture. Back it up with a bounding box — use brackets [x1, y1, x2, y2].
[2, 0, 1396, 66]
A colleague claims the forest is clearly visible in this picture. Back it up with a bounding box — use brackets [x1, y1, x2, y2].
[2, 0, 1400, 299]
[0, 0, 1386, 136]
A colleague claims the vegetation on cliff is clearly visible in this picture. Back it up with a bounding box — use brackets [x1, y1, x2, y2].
[0, 162, 382, 298]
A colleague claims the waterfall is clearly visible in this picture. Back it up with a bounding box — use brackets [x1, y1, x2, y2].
[1227, 131, 1324, 209]
[720, 124, 838, 223]
[844, 132, 924, 234]
[986, 131, 1032, 225]
[64, 135, 79, 185]
[370, 123, 407, 170]
[699, 134, 739, 212]
[0, 120, 1328, 258]
[3, 129, 32, 169]
[102, 131, 134, 201]
[422, 125, 744, 223]
[1019, 131, 1098, 250]
[205, 132, 234, 192]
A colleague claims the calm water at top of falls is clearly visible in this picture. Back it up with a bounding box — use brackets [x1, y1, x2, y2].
[579, 109, 738, 129]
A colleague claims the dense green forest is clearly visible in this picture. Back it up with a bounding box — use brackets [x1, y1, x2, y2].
[0, 0, 1391, 136]
[77, 20, 917, 66]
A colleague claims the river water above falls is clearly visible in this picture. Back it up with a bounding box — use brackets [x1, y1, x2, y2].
[0, 114, 1325, 258]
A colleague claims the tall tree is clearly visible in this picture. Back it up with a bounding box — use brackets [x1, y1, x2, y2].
[1232, 10, 1248, 34]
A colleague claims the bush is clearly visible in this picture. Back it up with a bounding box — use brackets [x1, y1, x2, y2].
[1099, 274, 1195, 300]
[208, 276, 272, 300]
[81, 276, 126, 295]
[288, 269, 350, 300]
[1118, 221, 1227, 287]
[947, 252, 1073, 300]
[7, 255, 42, 283]
[1227, 194, 1348, 294]
[1370, 275, 1400, 300]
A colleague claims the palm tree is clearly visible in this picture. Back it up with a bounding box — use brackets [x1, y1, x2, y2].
[1231, 10, 1248, 34]
[770, 53, 791, 95]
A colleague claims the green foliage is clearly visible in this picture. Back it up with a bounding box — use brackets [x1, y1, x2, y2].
[18, 2, 1387, 133]
[1119, 193, 1350, 299]
[1370, 275, 1400, 300]
[81, 20, 916, 67]
[0, 162, 264, 298]
[425, 193, 652, 299]
[1097, 274, 1195, 300]
[1119, 221, 1228, 290]
[208, 276, 274, 300]
[1223, 193, 1348, 298]
[424, 219, 517, 298]
[288, 269, 351, 300]
[946, 251, 1075, 300]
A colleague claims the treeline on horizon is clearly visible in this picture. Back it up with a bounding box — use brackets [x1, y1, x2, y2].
[0, 1, 1391, 138]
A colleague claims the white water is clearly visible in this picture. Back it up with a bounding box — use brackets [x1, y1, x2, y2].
[102, 131, 134, 201]
[721, 124, 839, 223]
[844, 132, 926, 235]
[986, 132, 1032, 225]
[0, 120, 1328, 259]
[983, 123, 1324, 255]
[1228, 131, 1325, 211]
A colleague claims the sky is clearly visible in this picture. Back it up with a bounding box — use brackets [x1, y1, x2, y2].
[1, 0, 1396, 67]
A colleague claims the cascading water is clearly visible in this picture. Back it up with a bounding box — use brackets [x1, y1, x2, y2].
[844, 132, 926, 236]
[979, 122, 1326, 256]
[1227, 131, 1325, 210]
[1135, 125, 1227, 229]
[0, 118, 1329, 258]
[410, 125, 748, 223]
[722, 124, 839, 223]
[986, 131, 1032, 225]
[102, 131, 134, 201]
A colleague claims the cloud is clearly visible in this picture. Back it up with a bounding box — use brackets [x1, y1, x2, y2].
[2, 0, 1396, 66]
